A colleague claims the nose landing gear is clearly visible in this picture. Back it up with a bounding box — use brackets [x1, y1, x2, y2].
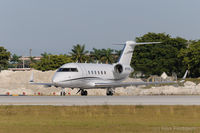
[60, 88, 66, 96]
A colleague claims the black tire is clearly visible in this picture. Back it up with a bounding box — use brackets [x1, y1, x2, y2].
[110, 93, 113, 96]
[81, 90, 84, 96]
[106, 91, 113, 96]
[84, 91, 88, 96]
[81, 90, 88, 96]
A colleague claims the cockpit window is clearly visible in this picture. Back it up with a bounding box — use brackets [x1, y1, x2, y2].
[57, 68, 78, 72]
[59, 68, 70, 72]
[71, 68, 78, 72]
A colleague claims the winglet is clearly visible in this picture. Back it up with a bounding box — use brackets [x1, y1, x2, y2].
[29, 72, 34, 83]
[183, 70, 188, 79]
[180, 70, 188, 83]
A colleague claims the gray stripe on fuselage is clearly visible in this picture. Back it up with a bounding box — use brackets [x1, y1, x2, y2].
[59, 77, 124, 82]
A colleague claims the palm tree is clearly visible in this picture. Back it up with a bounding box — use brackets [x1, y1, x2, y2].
[10, 54, 21, 68]
[70, 44, 88, 63]
[10, 54, 21, 64]
[90, 48, 103, 63]
[101, 48, 114, 64]
[41, 52, 52, 58]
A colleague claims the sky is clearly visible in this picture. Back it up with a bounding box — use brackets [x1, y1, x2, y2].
[0, 0, 200, 56]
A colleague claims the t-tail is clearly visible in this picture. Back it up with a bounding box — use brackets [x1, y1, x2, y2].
[118, 41, 161, 65]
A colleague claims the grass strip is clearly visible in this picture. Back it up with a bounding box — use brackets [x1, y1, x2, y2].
[0, 105, 200, 133]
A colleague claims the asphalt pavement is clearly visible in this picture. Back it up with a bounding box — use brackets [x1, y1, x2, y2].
[1, 96, 200, 105]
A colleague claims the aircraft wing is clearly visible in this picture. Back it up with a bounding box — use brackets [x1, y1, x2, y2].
[95, 70, 188, 88]
[95, 81, 177, 88]
[29, 82, 53, 87]
[29, 72, 53, 87]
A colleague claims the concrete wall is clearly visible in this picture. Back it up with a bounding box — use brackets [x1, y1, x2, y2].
[0, 70, 200, 96]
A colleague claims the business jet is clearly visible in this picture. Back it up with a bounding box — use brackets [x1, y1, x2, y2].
[30, 41, 187, 96]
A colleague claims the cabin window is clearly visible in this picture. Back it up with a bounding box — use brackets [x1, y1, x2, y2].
[91, 71, 93, 74]
[88, 71, 90, 74]
[98, 71, 100, 74]
[101, 71, 103, 74]
[104, 71, 106, 74]
[94, 71, 97, 74]
[57, 68, 78, 72]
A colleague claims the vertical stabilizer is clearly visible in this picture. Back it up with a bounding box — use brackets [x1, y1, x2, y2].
[118, 41, 161, 65]
[118, 41, 136, 65]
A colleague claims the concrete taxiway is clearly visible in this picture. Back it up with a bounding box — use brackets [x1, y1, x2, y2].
[1, 96, 200, 105]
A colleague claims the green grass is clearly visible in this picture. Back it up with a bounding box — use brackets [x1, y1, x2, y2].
[0, 105, 200, 133]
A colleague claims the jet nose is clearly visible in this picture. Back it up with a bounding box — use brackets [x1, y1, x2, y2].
[52, 78, 56, 83]
[52, 77, 57, 83]
[52, 73, 60, 83]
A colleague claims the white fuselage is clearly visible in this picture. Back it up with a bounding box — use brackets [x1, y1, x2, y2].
[52, 63, 133, 89]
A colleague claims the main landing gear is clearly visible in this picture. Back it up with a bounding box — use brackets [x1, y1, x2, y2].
[106, 88, 114, 96]
[77, 89, 88, 96]
[77, 88, 114, 96]
[81, 90, 88, 96]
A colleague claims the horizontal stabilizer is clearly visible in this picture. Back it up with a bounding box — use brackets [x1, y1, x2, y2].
[113, 42, 161, 46]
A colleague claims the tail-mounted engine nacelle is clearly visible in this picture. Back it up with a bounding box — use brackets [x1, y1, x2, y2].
[114, 64, 123, 74]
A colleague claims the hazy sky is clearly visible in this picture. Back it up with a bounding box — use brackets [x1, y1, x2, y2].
[0, 0, 200, 56]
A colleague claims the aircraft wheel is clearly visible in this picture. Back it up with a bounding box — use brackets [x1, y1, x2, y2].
[81, 90, 88, 96]
[106, 88, 114, 96]
[81, 90, 84, 96]
[84, 91, 88, 96]
[106, 91, 113, 96]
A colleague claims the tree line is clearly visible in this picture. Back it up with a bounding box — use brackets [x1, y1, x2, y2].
[1, 32, 200, 78]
